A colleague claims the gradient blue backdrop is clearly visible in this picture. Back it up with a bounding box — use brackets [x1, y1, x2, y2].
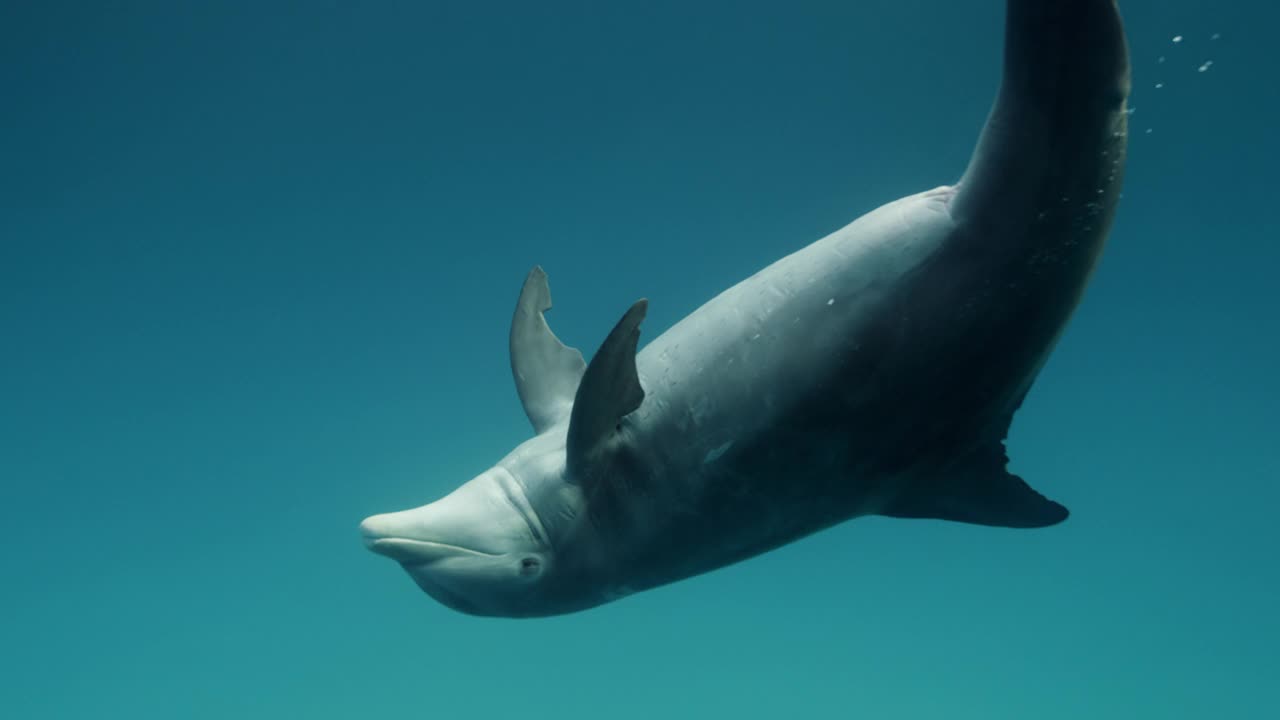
[3, 1, 1275, 717]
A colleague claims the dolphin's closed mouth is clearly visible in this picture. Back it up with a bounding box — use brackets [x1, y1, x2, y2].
[364, 537, 501, 565]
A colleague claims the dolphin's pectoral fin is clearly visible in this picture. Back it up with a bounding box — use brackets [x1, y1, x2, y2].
[882, 446, 1068, 529]
[510, 266, 588, 434]
[566, 299, 648, 488]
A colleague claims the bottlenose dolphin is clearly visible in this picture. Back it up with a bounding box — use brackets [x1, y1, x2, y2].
[360, 0, 1130, 617]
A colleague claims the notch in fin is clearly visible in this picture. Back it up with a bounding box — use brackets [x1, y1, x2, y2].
[882, 446, 1068, 529]
[566, 299, 648, 486]
[509, 266, 587, 434]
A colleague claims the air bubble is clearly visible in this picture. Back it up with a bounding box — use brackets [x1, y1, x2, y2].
[1172, 35, 1183, 43]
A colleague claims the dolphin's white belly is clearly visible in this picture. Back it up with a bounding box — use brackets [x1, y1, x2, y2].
[634, 185, 957, 476]
[601, 186, 962, 584]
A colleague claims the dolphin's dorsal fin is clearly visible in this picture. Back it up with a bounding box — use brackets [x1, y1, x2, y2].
[880, 443, 1068, 528]
[509, 266, 587, 434]
[566, 299, 647, 486]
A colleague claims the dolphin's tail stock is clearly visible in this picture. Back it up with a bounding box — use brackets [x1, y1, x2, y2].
[951, 0, 1131, 232]
[870, 1, 1132, 532]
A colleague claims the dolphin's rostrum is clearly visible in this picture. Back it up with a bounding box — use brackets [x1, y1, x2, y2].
[361, 0, 1131, 617]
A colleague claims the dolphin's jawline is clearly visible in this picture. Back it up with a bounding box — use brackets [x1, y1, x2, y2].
[368, 538, 503, 564]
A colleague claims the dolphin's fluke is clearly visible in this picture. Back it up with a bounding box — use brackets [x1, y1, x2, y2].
[566, 299, 648, 488]
[510, 266, 588, 434]
[881, 445, 1068, 529]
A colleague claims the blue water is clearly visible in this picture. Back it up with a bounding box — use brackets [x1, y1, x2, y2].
[3, 1, 1276, 717]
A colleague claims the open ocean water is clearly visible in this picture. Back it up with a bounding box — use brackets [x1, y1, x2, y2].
[2, 1, 1276, 717]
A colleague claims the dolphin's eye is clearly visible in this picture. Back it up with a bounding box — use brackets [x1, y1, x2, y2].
[519, 557, 542, 577]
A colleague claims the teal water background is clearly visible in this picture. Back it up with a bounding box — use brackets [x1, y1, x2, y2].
[3, 1, 1276, 717]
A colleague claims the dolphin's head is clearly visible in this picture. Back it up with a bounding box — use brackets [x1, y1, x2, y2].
[361, 266, 644, 617]
[360, 435, 592, 618]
